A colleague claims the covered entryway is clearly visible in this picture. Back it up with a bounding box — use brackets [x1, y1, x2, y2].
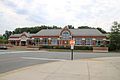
[21, 41, 26, 46]
[20, 35, 28, 46]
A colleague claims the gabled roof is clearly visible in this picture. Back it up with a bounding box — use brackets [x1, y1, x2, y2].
[36, 29, 62, 36]
[10, 32, 35, 38]
[36, 28, 105, 36]
[70, 29, 105, 36]
[10, 34, 21, 37]
[9, 28, 106, 38]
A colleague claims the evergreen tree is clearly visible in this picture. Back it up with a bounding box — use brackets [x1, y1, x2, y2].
[109, 21, 120, 51]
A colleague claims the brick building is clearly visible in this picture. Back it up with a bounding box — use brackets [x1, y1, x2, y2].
[8, 27, 107, 46]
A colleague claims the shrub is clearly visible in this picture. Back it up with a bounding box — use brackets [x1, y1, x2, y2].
[40, 45, 93, 50]
[42, 45, 53, 49]
[74, 46, 93, 50]
[0, 39, 8, 44]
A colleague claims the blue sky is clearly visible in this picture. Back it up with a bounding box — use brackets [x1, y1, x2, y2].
[0, 0, 120, 34]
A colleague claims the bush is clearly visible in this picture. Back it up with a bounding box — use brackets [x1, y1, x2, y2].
[74, 46, 93, 50]
[40, 45, 93, 50]
[42, 45, 53, 49]
[41, 45, 70, 49]
[0, 39, 8, 44]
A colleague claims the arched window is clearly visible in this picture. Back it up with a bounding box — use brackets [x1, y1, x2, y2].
[61, 31, 71, 40]
[62, 31, 70, 36]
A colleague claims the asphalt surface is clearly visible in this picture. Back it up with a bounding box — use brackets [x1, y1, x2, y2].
[0, 50, 120, 74]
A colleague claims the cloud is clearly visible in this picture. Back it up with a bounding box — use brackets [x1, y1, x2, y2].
[0, 0, 120, 34]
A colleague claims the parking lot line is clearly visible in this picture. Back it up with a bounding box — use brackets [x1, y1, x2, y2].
[21, 57, 66, 61]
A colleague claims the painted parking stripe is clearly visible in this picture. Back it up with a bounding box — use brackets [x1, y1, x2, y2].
[0, 51, 47, 55]
[21, 57, 66, 61]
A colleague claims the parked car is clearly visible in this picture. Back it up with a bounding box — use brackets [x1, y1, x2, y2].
[0, 45, 7, 50]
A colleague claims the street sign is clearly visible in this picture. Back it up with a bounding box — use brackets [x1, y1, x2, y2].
[70, 40, 75, 49]
[69, 39, 75, 60]
[71, 45, 74, 49]
[70, 40, 75, 46]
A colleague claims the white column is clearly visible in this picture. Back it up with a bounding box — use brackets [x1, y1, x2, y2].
[19, 41, 21, 46]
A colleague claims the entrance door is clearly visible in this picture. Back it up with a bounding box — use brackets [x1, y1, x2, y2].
[21, 41, 26, 46]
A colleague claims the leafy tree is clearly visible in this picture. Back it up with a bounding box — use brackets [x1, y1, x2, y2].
[0, 35, 8, 44]
[78, 26, 93, 29]
[67, 25, 74, 29]
[3, 30, 12, 39]
[12, 25, 62, 34]
[97, 27, 107, 34]
[52, 25, 61, 29]
[0, 36, 3, 39]
[109, 21, 120, 51]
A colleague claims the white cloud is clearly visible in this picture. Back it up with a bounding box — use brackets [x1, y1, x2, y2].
[0, 0, 120, 34]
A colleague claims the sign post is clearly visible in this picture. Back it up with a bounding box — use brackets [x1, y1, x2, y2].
[70, 40, 75, 60]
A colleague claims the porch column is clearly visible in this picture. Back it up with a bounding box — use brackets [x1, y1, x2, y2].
[32, 38, 35, 46]
[40, 38, 43, 45]
[57, 38, 60, 46]
[26, 40, 28, 46]
[15, 41, 17, 46]
[92, 38, 96, 46]
[48, 38, 51, 45]
[103, 38, 107, 47]
[82, 38, 85, 45]
[19, 41, 21, 46]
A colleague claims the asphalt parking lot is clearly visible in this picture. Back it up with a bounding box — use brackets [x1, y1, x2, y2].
[0, 50, 120, 74]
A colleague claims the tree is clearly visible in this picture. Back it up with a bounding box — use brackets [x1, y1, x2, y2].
[3, 30, 12, 39]
[78, 26, 93, 29]
[67, 25, 74, 29]
[52, 25, 61, 29]
[97, 27, 107, 34]
[109, 21, 120, 51]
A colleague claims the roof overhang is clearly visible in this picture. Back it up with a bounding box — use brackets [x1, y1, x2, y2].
[8, 38, 20, 41]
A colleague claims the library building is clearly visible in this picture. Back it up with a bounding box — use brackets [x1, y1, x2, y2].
[8, 26, 107, 47]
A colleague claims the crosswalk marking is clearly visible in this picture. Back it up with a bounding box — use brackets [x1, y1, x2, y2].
[21, 57, 66, 61]
[0, 51, 47, 55]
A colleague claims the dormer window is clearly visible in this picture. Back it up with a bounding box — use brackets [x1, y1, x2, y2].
[61, 31, 71, 40]
[62, 31, 70, 36]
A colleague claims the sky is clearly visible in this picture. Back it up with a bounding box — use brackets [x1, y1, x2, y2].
[0, 0, 120, 34]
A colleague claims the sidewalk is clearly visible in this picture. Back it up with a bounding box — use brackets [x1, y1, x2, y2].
[0, 57, 120, 80]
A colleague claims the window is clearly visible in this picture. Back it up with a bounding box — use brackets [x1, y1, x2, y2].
[86, 38, 92, 45]
[61, 31, 71, 40]
[96, 38, 103, 46]
[43, 38, 48, 44]
[51, 38, 57, 45]
[75, 38, 82, 45]
[34, 38, 40, 45]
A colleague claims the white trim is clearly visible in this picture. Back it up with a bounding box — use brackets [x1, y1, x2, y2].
[8, 38, 20, 40]
[82, 38, 85, 40]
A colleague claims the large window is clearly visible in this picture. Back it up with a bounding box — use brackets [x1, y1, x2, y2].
[96, 39, 103, 46]
[75, 38, 82, 45]
[51, 38, 57, 45]
[85, 38, 92, 45]
[34, 38, 40, 45]
[42, 38, 48, 44]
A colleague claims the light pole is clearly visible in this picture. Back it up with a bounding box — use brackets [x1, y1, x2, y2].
[70, 38, 75, 60]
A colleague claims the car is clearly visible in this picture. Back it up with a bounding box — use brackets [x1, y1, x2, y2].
[0, 45, 7, 50]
